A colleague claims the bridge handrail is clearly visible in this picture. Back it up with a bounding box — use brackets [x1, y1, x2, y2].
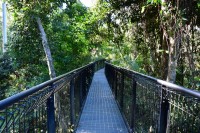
[105, 62, 200, 98]
[0, 59, 105, 133]
[105, 62, 200, 133]
[0, 60, 93, 110]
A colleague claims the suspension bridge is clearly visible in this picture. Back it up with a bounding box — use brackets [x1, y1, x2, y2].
[0, 59, 200, 133]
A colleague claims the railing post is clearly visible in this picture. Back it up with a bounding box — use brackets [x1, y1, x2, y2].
[85, 69, 89, 93]
[115, 71, 118, 99]
[82, 70, 86, 99]
[158, 87, 169, 133]
[97, 61, 99, 70]
[79, 73, 83, 109]
[47, 89, 56, 133]
[92, 64, 95, 81]
[113, 70, 116, 94]
[131, 78, 136, 132]
[120, 72, 124, 109]
[70, 79, 75, 125]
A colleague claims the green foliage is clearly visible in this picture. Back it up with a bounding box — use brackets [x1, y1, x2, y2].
[89, 0, 200, 89]
[0, 52, 49, 99]
[0, 53, 13, 79]
[0, 4, 3, 55]
[0, 1, 98, 99]
[47, 2, 93, 75]
[147, 0, 161, 4]
[1, 0, 199, 99]
[0, 53, 13, 99]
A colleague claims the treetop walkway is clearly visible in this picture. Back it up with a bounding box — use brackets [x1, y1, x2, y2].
[76, 69, 128, 133]
[0, 59, 200, 133]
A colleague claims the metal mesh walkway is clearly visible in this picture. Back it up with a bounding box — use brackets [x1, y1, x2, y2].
[76, 69, 128, 133]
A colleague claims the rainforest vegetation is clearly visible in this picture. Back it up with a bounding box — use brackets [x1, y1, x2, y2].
[0, 0, 199, 99]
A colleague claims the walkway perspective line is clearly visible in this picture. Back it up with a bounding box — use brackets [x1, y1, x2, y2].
[76, 69, 128, 133]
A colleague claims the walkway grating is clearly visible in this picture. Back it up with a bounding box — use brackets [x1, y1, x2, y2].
[76, 69, 128, 133]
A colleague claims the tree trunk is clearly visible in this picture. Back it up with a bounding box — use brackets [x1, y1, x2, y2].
[36, 17, 56, 79]
[160, 28, 168, 80]
[166, 38, 178, 83]
[37, 17, 62, 131]
[161, 0, 181, 83]
[160, 0, 169, 80]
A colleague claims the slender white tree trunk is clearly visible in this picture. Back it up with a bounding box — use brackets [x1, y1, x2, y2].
[36, 17, 56, 79]
[161, 0, 181, 83]
[166, 37, 179, 83]
[160, 1, 182, 133]
[2, 2, 7, 53]
[36, 17, 65, 132]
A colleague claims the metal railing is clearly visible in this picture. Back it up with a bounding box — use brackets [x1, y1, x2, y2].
[0, 59, 105, 133]
[105, 62, 200, 133]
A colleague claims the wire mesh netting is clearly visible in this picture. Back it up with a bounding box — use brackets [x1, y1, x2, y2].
[105, 62, 200, 133]
[0, 59, 105, 133]
[55, 82, 71, 133]
[165, 88, 200, 132]
[0, 86, 50, 132]
[122, 74, 132, 126]
[134, 76, 161, 132]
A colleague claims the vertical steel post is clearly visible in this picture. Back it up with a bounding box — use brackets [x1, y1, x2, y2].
[120, 72, 124, 109]
[97, 61, 99, 71]
[115, 71, 118, 99]
[79, 73, 83, 109]
[70, 79, 75, 125]
[112, 70, 116, 92]
[158, 87, 169, 133]
[131, 78, 136, 132]
[82, 70, 86, 99]
[85, 68, 88, 93]
[47, 90, 56, 133]
[5, 108, 8, 132]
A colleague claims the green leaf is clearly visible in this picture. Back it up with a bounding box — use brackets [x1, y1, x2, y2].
[182, 17, 187, 21]
[198, 2, 200, 8]
[147, 0, 152, 4]
[160, 10, 163, 15]
[22, 7, 29, 11]
[157, 50, 164, 53]
[141, 6, 145, 13]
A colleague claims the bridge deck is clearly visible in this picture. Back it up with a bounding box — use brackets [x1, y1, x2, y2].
[76, 69, 128, 133]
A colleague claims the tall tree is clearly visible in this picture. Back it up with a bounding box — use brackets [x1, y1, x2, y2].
[36, 17, 56, 79]
[90, 0, 199, 88]
[6, 0, 64, 131]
